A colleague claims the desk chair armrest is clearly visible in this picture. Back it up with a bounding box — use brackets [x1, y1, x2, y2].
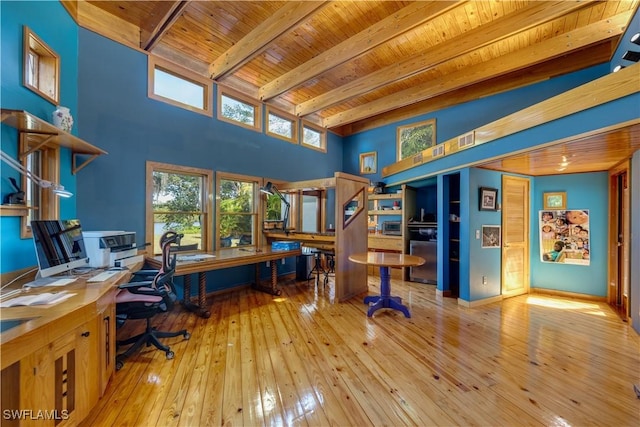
[118, 281, 162, 296]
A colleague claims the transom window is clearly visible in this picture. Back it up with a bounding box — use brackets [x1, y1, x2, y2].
[148, 56, 213, 117]
[266, 107, 298, 144]
[216, 172, 260, 249]
[301, 122, 326, 152]
[146, 161, 213, 255]
[217, 88, 262, 131]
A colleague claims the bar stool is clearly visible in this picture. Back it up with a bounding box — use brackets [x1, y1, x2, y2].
[321, 249, 335, 287]
[307, 250, 326, 286]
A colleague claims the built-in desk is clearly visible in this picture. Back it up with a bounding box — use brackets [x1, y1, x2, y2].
[0, 269, 131, 426]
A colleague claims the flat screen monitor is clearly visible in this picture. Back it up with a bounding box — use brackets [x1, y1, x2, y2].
[31, 219, 90, 278]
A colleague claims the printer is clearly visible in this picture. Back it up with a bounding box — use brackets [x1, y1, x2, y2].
[82, 231, 142, 268]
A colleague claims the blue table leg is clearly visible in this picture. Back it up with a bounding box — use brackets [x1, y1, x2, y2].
[364, 266, 411, 318]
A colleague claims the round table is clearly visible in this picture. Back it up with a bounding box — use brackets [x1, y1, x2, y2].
[348, 252, 425, 318]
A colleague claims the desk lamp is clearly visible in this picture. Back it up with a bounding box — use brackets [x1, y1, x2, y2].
[260, 181, 289, 234]
[1, 149, 73, 198]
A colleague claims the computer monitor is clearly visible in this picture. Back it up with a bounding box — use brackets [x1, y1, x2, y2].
[31, 219, 90, 278]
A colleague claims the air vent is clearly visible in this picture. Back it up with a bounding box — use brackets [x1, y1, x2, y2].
[458, 131, 475, 149]
[432, 144, 445, 158]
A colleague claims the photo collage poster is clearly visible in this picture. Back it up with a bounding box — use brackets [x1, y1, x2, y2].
[539, 210, 590, 265]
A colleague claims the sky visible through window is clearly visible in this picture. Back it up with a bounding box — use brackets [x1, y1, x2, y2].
[154, 68, 204, 109]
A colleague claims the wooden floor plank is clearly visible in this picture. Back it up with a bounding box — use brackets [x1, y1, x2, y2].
[81, 275, 640, 427]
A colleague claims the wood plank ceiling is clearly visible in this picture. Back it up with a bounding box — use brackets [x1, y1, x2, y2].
[66, 1, 639, 176]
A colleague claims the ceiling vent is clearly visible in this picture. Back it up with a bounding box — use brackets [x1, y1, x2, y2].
[458, 131, 475, 149]
[432, 144, 445, 158]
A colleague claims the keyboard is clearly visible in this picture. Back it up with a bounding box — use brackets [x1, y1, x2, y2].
[24, 277, 78, 288]
[87, 270, 121, 283]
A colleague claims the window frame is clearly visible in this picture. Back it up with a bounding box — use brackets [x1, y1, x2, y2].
[148, 55, 213, 117]
[216, 171, 263, 250]
[301, 121, 326, 152]
[23, 26, 60, 105]
[265, 106, 298, 144]
[19, 134, 60, 239]
[217, 87, 262, 132]
[145, 161, 213, 255]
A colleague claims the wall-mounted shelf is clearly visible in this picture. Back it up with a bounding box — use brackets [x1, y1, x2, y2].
[0, 204, 36, 217]
[1, 109, 107, 174]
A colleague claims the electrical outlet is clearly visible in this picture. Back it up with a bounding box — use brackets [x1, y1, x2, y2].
[482, 276, 487, 285]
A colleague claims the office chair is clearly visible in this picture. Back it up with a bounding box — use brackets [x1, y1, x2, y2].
[114, 231, 190, 370]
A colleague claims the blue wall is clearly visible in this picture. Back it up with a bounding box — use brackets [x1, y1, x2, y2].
[531, 173, 609, 296]
[1, 0, 79, 272]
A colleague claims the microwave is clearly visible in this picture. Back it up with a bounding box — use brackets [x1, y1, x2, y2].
[382, 221, 402, 235]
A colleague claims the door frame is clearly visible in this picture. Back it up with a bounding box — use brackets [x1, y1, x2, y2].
[608, 160, 630, 319]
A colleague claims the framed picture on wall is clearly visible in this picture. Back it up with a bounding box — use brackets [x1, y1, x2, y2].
[543, 192, 566, 210]
[359, 151, 377, 174]
[482, 225, 501, 248]
[396, 118, 436, 161]
[479, 187, 498, 211]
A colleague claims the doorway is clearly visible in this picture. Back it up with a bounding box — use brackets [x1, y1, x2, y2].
[501, 175, 530, 298]
[609, 163, 630, 320]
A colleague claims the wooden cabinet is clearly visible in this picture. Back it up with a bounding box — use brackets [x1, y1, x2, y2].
[0, 273, 126, 426]
[367, 185, 416, 279]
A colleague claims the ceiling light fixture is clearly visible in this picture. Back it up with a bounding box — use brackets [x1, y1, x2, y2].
[0, 149, 73, 198]
[613, 65, 625, 72]
[631, 32, 640, 46]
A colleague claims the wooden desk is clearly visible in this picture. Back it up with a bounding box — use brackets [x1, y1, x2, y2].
[0, 269, 131, 426]
[145, 246, 301, 318]
[349, 252, 425, 318]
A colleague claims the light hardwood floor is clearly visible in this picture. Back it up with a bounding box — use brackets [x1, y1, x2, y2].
[82, 276, 640, 426]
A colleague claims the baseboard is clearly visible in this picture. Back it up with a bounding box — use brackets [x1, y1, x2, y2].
[531, 287, 607, 302]
[457, 294, 503, 308]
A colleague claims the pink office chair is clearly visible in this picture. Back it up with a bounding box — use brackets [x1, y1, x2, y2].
[114, 231, 190, 370]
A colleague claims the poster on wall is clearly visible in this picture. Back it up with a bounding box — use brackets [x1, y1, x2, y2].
[539, 210, 590, 265]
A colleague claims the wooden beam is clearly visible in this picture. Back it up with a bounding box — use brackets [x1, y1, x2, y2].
[324, 11, 631, 129]
[208, 1, 327, 79]
[296, 0, 590, 117]
[259, 1, 461, 102]
[337, 43, 613, 136]
[141, 1, 191, 51]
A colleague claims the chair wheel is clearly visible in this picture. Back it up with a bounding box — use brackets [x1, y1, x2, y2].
[166, 350, 174, 360]
[115, 359, 124, 371]
[184, 332, 191, 340]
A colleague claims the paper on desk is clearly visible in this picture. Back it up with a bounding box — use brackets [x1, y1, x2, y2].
[0, 291, 76, 308]
[176, 254, 216, 262]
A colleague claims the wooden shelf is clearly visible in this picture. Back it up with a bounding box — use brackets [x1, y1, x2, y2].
[1, 109, 107, 174]
[0, 204, 36, 217]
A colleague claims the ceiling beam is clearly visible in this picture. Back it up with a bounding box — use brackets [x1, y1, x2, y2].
[141, 1, 191, 51]
[258, 0, 461, 102]
[323, 11, 631, 129]
[296, 0, 591, 117]
[337, 43, 613, 136]
[208, 1, 327, 80]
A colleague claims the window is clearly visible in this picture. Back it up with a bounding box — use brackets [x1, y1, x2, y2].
[266, 107, 298, 143]
[23, 26, 59, 105]
[146, 162, 213, 255]
[148, 56, 213, 117]
[216, 172, 261, 249]
[301, 122, 326, 152]
[20, 134, 60, 238]
[217, 88, 262, 131]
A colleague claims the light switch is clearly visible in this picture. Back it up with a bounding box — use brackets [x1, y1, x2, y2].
[475, 229, 480, 239]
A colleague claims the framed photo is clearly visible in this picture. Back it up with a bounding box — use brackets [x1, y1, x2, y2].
[543, 192, 566, 210]
[396, 118, 436, 161]
[479, 187, 498, 211]
[359, 151, 377, 174]
[482, 225, 501, 248]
